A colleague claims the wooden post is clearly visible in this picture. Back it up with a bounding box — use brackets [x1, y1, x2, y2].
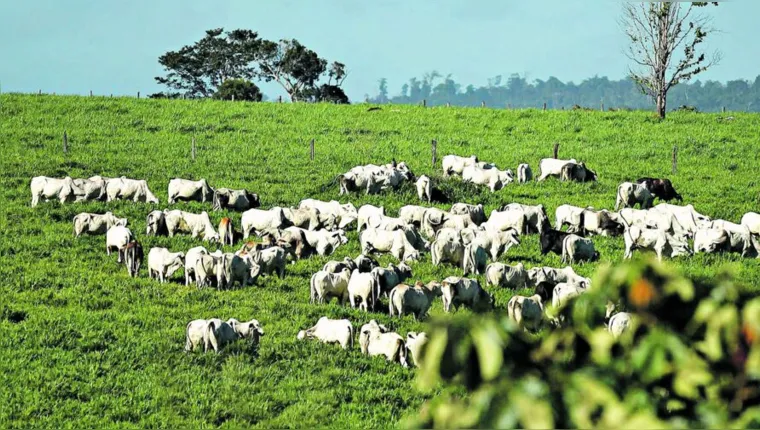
[63, 131, 68, 154]
[431, 139, 437, 168]
[192, 137, 196, 160]
[553, 143, 559, 159]
[231, 94, 235, 102]
[601, 100, 604, 111]
[481, 101, 486, 108]
[110, 94, 113, 98]
[422, 99, 426, 107]
[278, 95, 282, 103]
[310, 139, 315, 161]
[137, 91, 140, 99]
[90, 90, 93, 97]
[543, 102, 547, 111]
[446, 102, 450, 108]
[38, 89, 41, 95]
[722, 106, 726, 113]
[672, 145, 677, 174]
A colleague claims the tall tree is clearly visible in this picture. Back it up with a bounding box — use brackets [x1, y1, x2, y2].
[621, 2, 721, 118]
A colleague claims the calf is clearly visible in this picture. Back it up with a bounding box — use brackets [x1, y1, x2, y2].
[297, 317, 354, 349]
[310, 268, 352, 305]
[185, 318, 264, 353]
[124, 240, 144, 278]
[485, 262, 528, 289]
[440, 276, 494, 313]
[147, 247, 185, 283]
[560, 162, 597, 182]
[164, 210, 220, 242]
[536, 158, 578, 181]
[106, 226, 134, 263]
[636, 177, 682, 202]
[359, 320, 408, 367]
[389, 281, 442, 320]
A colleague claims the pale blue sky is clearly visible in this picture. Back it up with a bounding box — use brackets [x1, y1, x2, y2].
[0, 1, 756, 101]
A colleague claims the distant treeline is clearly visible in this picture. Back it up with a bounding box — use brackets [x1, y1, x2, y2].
[368, 73, 760, 112]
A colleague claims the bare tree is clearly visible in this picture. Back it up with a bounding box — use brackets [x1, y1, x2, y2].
[622, 2, 721, 119]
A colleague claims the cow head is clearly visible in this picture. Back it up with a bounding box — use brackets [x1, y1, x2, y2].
[668, 233, 693, 257]
[354, 254, 379, 273]
[236, 319, 265, 342]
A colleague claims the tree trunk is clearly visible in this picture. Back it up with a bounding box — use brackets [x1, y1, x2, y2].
[656, 91, 667, 119]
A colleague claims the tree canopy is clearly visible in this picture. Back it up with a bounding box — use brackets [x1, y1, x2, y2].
[155, 28, 348, 103]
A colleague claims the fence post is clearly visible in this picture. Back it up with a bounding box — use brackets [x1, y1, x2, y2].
[137, 91, 140, 99]
[543, 102, 547, 111]
[310, 139, 315, 161]
[446, 102, 450, 108]
[422, 99, 426, 108]
[192, 137, 196, 160]
[38, 89, 42, 95]
[278, 95, 282, 103]
[481, 101, 486, 108]
[722, 106, 726, 113]
[63, 131, 68, 154]
[431, 139, 437, 168]
[90, 90, 93, 97]
[232, 94, 235, 102]
[553, 143, 559, 159]
[601, 100, 604, 111]
[672, 145, 677, 174]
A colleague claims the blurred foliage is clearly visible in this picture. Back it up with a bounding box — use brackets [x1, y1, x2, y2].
[407, 259, 760, 428]
[213, 79, 263, 102]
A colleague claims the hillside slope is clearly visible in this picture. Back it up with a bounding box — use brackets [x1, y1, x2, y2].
[0, 94, 759, 427]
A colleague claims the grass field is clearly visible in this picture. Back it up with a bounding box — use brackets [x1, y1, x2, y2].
[1, 93, 759, 427]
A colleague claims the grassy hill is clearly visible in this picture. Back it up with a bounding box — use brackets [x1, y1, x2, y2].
[1, 94, 759, 427]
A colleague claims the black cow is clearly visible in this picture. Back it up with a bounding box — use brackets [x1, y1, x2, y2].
[540, 228, 571, 255]
[636, 177, 682, 202]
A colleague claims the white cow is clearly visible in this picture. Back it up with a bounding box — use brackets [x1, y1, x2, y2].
[555, 204, 586, 232]
[485, 262, 528, 289]
[286, 226, 347, 256]
[527, 266, 590, 288]
[442, 155, 480, 176]
[431, 238, 466, 268]
[517, 163, 532, 183]
[195, 251, 223, 288]
[241, 207, 287, 239]
[484, 209, 526, 235]
[462, 164, 513, 192]
[283, 207, 335, 231]
[469, 228, 521, 261]
[357, 204, 385, 233]
[405, 332, 429, 368]
[507, 294, 545, 332]
[216, 253, 260, 289]
[105, 226, 134, 263]
[212, 188, 260, 211]
[184, 246, 208, 286]
[359, 320, 408, 367]
[146, 210, 167, 235]
[581, 209, 625, 237]
[310, 268, 352, 305]
[388, 281, 442, 320]
[608, 312, 633, 338]
[615, 182, 654, 210]
[71, 176, 109, 202]
[347, 269, 381, 311]
[536, 158, 577, 181]
[360, 228, 420, 262]
[298, 199, 357, 230]
[322, 256, 357, 274]
[167, 178, 214, 204]
[561, 234, 598, 264]
[440, 276, 494, 313]
[185, 318, 264, 353]
[694, 227, 754, 256]
[247, 246, 286, 278]
[399, 205, 429, 227]
[106, 177, 159, 203]
[552, 282, 588, 312]
[73, 212, 127, 237]
[501, 203, 549, 234]
[450, 203, 486, 225]
[30, 176, 76, 207]
[741, 212, 760, 235]
[147, 247, 185, 283]
[652, 203, 711, 235]
[416, 175, 432, 202]
[163, 210, 220, 242]
[623, 225, 692, 261]
[297, 317, 354, 350]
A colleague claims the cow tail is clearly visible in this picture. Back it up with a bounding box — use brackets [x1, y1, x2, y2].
[561, 236, 569, 264]
[463, 244, 473, 275]
[309, 273, 316, 304]
[348, 325, 355, 349]
[371, 270, 382, 310]
[204, 320, 216, 353]
[388, 287, 397, 316]
[217, 254, 228, 289]
[184, 321, 192, 351]
[397, 339, 408, 367]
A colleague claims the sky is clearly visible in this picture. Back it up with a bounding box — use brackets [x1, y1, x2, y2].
[0, 1, 757, 101]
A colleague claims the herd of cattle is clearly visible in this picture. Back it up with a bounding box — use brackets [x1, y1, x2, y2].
[28, 154, 760, 367]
